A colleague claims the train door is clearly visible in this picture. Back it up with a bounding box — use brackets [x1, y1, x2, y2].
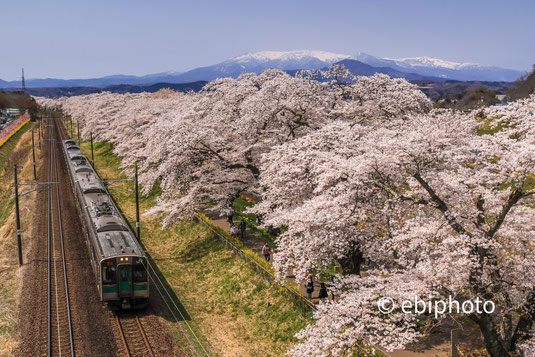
[118, 265, 132, 297]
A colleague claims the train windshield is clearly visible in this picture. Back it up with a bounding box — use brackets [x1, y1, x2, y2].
[102, 260, 117, 284]
[103, 265, 117, 284]
[133, 258, 147, 283]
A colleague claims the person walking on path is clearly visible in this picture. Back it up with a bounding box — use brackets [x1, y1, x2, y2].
[230, 223, 237, 237]
[329, 276, 336, 301]
[262, 243, 272, 262]
[226, 208, 234, 224]
[318, 282, 328, 300]
[239, 220, 246, 240]
[306, 275, 315, 299]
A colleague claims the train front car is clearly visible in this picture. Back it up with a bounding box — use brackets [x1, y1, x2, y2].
[89, 186, 149, 310]
[101, 256, 149, 308]
[96, 217, 149, 309]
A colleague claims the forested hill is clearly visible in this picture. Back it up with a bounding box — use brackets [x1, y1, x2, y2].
[3, 81, 207, 98]
[0, 91, 38, 110]
[508, 65, 535, 100]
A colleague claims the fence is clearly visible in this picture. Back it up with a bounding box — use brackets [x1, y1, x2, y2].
[193, 211, 395, 357]
[192, 211, 317, 317]
[0, 113, 31, 148]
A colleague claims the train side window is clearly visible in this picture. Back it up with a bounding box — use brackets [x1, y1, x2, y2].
[102, 266, 117, 284]
[133, 263, 147, 283]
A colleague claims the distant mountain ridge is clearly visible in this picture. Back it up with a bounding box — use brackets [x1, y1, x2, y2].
[354, 52, 524, 81]
[0, 50, 526, 89]
[0, 71, 184, 89]
[3, 81, 207, 98]
[333, 59, 444, 81]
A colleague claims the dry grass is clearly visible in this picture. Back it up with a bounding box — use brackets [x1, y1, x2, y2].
[0, 123, 41, 356]
[82, 140, 310, 357]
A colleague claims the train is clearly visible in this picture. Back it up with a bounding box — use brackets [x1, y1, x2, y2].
[61, 138, 149, 309]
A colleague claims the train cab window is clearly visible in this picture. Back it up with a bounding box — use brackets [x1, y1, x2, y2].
[133, 259, 147, 283]
[120, 268, 129, 282]
[102, 265, 117, 284]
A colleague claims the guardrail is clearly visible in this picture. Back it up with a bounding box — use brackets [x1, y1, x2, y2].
[0, 113, 31, 148]
[192, 211, 317, 317]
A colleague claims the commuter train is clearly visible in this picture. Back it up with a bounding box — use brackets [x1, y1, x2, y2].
[62, 139, 148, 309]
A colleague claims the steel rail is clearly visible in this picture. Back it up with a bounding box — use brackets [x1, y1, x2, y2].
[135, 316, 155, 357]
[115, 316, 131, 357]
[47, 118, 52, 357]
[52, 118, 75, 356]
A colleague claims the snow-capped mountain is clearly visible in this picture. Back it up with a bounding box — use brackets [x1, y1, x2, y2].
[232, 50, 351, 64]
[354, 53, 524, 81]
[173, 50, 352, 83]
[386, 56, 480, 70]
[174, 51, 524, 82]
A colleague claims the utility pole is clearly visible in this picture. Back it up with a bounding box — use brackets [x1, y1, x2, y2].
[31, 130, 37, 180]
[77, 122, 80, 143]
[135, 163, 140, 241]
[38, 118, 41, 148]
[21, 68, 26, 92]
[90, 132, 94, 168]
[14, 166, 23, 266]
[70, 117, 73, 137]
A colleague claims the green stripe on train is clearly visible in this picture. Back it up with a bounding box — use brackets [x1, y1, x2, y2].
[103, 285, 118, 293]
[133, 283, 148, 291]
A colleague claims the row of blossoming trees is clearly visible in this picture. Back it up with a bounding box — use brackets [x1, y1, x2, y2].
[37, 66, 535, 356]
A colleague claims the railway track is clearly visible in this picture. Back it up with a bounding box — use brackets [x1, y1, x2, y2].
[115, 314, 155, 357]
[47, 117, 75, 356]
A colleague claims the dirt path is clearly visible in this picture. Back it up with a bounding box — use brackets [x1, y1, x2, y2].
[207, 214, 327, 302]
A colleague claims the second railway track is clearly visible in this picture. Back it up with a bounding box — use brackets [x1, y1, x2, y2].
[47, 117, 75, 356]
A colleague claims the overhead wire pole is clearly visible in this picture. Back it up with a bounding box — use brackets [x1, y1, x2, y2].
[90, 132, 94, 168]
[135, 163, 140, 241]
[31, 130, 37, 180]
[13, 165, 23, 266]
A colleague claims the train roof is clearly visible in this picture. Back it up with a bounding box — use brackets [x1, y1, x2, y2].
[62, 139, 144, 258]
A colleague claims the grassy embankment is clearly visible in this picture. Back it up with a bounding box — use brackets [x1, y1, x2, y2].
[0, 122, 41, 356]
[81, 140, 309, 357]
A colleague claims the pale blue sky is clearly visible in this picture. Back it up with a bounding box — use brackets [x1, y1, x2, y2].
[1, 0, 533, 80]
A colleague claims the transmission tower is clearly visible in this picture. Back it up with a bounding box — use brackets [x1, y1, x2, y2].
[21, 68, 26, 92]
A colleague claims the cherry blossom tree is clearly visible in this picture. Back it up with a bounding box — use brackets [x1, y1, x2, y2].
[254, 98, 535, 356]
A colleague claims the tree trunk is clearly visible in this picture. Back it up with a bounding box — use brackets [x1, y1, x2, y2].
[337, 247, 363, 276]
[477, 314, 510, 357]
